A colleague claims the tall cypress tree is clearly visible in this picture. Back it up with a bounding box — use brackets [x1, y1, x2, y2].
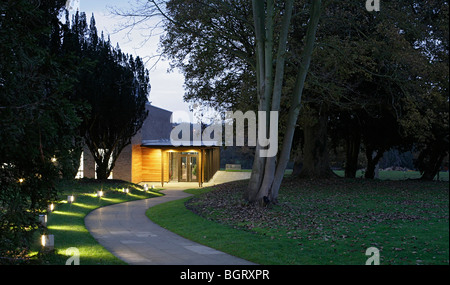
[67, 12, 150, 180]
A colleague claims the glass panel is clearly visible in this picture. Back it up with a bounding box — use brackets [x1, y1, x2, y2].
[169, 152, 178, 181]
[190, 156, 198, 181]
[181, 156, 187, 181]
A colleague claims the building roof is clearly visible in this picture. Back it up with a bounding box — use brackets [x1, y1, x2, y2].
[141, 139, 220, 147]
[140, 105, 220, 147]
[141, 104, 173, 141]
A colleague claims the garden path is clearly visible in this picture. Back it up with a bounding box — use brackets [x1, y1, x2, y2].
[85, 171, 254, 265]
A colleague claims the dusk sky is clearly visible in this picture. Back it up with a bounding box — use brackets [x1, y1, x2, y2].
[70, 0, 191, 115]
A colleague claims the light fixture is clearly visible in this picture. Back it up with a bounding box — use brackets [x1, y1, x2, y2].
[97, 190, 103, 198]
[41, 234, 54, 250]
[123, 188, 129, 194]
[39, 214, 47, 226]
[68, 195, 75, 203]
[143, 184, 148, 191]
[48, 203, 55, 212]
[51, 157, 57, 163]
[18, 178, 25, 183]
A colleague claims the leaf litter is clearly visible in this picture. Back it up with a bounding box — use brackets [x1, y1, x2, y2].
[185, 177, 449, 264]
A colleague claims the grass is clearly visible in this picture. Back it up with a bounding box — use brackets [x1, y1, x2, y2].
[29, 179, 162, 265]
[146, 190, 294, 264]
[25, 170, 448, 265]
[223, 168, 449, 181]
[147, 173, 449, 265]
[334, 170, 449, 181]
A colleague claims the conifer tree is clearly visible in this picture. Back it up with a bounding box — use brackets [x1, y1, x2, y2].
[0, 0, 81, 261]
[67, 12, 150, 180]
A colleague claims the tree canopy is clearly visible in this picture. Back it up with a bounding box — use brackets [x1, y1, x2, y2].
[0, 0, 81, 261]
[148, 0, 448, 182]
[64, 11, 150, 180]
[0, 3, 151, 261]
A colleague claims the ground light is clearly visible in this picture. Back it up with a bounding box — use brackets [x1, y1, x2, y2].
[39, 214, 47, 227]
[48, 203, 55, 212]
[97, 190, 104, 198]
[41, 234, 54, 251]
[122, 188, 129, 194]
[68, 195, 75, 203]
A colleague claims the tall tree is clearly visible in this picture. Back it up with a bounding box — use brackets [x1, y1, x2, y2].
[0, 0, 81, 261]
[116, 0, 448, 185]
[116, 0, 322, 204]
[66, 12, 150, 180]
[245, 0, 320, 203]
[399, 1, 449, 180]
[293, 0, 447, 180]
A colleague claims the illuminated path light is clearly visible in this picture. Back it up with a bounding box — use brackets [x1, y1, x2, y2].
[41, 234, 54, 251]
[67, 195, 75, 204]
[39, 214, 47, 227]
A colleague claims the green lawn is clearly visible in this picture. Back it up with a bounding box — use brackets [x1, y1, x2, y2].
[29, 179, 162, 265]
[225, 168, 449, 181]
[334, 170, 449, 181]
[147, 175, 449, 265]
[28, 171, 449, 265]
[147, 191, 296, 264]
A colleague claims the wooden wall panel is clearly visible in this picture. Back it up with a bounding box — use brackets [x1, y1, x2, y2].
[141, 148, 161, 182]
[131, 144, 142, 184]
[163, 151, 169, 182]
[140, 148, 170, 183]
[133, 147, 219, 184]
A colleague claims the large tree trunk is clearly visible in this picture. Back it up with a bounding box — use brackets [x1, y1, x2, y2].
[95, 161, 110, 180]
[292, 155, 303, 177]
[89, 145, 116, 180]
[245, 0, 322, 204]
[344, 129, 361, 178]
[417, 143, 447, 181]
[296, 109, 335, 179]
[265, 0, 322, 203]
[244, 0, 272, 203]
[291, 128, 303, 176]
[245, 143, 266, 202]
[364, 149, 384, 179]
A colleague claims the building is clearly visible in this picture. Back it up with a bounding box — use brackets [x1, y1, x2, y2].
[77, 104, 220, 187]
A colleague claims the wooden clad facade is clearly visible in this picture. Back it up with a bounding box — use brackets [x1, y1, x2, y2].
[131, 144, 142, 184]
[131, 146, 220, 187]
[78, 104, 221, 186]
[140, 148, 167, 182]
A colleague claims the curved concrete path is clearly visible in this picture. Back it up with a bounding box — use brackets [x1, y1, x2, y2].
[85, 187, 255, 265]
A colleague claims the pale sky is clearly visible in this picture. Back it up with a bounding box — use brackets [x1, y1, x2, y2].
[69, 0, 191, 115]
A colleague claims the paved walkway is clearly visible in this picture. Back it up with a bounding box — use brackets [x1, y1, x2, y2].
[84, 172, 254, 265]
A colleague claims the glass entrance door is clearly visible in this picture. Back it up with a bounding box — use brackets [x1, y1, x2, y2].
[180, 156, 188, 181]
[179, 153, 198, 182]
[190, 156, 198, 181]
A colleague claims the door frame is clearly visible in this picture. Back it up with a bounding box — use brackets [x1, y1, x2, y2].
[178, 153, 199, 182]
